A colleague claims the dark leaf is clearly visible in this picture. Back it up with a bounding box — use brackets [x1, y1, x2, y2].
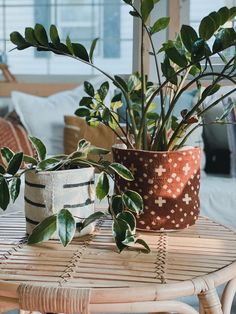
[161, 56, 177, 85]
[114, 75, 128, 92]
[141, 0, 154, 23]
[191, 39, 206, 61]
[123, 0, 133, 4]
[25, 27, 38, 45]
[34, 24, 49, 46]
[84, 81, 95, 97]
[50, 24, 60, 45]
[29, 137, 47, 161]
[28, 215, 57, 244]
[135, 238, 151, 253]
[10, 31, 30, 49]
[171, 116, 179, 131]
[0, 147, 14, 163]
[112, 218, 130, 252]
[96, 171, 109, 201]
[109, 163, 134, 181]
[75, 107, 90, 117]
[165, 46, 188, 67]
[209, 11, 221, 30]
[7, 152, 23, 175]
[129, 11, 139, 17]
[213, 28, 236, 53]
[57, 209, 76, 247]
[199, 16, 216, 40]
[111, 195, 123, 216]
[10, 177, 21, 203]
[0, 177, 10, 210]
[117, 211, 136, 231]
[98, 81, 109, 101]
[78, 96, 94, 109]
[202, 84, 221, 99]
[111, 93, 123, 110]
[23, 155, 38, 165]
[80, 211, 105, 230]
[72, 43, 89, 62]
[0, 165, 5, 174]
[89, 38, 99, 63]
[36, 158, 62, 171]
[218, 6, 230, 25]
[122, 190, 143, 214]
[88, 146, 110, 155]
[180, 25, 198, 52]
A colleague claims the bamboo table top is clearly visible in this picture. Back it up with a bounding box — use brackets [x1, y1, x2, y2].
[0, 210, 236, 313]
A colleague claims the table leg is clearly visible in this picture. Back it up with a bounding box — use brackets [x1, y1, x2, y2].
[221, 278, 236, 314]
[198, 288, 223, 314]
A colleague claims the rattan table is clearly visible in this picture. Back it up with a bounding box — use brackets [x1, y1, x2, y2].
[0, 211, 236, 314]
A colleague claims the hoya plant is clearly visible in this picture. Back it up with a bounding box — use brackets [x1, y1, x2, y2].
[0, 137, 150, 253]
[9, 1, 236, 151]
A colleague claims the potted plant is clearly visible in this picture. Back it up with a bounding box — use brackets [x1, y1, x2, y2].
[0, 137, 149, 252]
[9, 1, 236, 231]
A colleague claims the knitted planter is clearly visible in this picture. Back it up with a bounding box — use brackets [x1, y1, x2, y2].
[112, 145, 201, 231]
[24, 167, 95, 238]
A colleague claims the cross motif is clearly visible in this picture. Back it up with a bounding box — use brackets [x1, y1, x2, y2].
[155, 165, 166, 176]
[182, 194, 192, 205]
[183, 163, 191, 175]
[130, 163, 137, 174]
[155, 197, 166, 207]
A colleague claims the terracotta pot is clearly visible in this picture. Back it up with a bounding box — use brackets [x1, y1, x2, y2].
[112, 145, 201, 231]
[24, 168, 95, 238]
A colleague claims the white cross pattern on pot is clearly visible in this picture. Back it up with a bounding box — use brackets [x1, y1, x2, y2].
[155, 197, 166, 207]
[155, 165, 166, 176]
[182, 193, 192, 205]
[130, 163, 137, 174]
[183, 163, 191, 175]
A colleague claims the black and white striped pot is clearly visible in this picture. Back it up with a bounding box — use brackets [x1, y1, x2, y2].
[24, 167, 95, 239]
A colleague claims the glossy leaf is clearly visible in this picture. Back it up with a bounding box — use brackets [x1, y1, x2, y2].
[109, 163, 134, 181]
[213, 28, 236, 53]
[81, 211, 105, 230]
[0, 147, 14, 163]
[36, 158, 61, 171]
[57, 209, 76, 247]
[75, 107, 90, 117]
[29, 136, 47, 161]
[34, 24, 49, 46]
[23, 155, 38, 166]
[161, 56, 177, 85]
[96, 171, 109, 201]
[111, 195, 123, 216]
[10, 177, 21, 203]
[88, 146, 110, 155]
[7, 152, 23, 175]
[141, 0, 154, 23]
[122, 190, 143, 213]
[78, 96, 94, 109]
[117, 211, 136, 231]
[199, 16, 215, 40]
[84, 81, 95, 97]
[123, 0, 133, 4]
[114, 75, 128, 92]
[112, 218, 130, 252]
[135, 238, 151, 253]
[98, 82, 109, 101]
[66, 36, 74, 55]
[180, 25, 198, 52]
[111, 93, 123, 110]
[202, 84, 221, 99]
[218, 7, 230, 25]
[0, 165, 5, 174]
[165, 46, 188, 67]
[25, 27, 38, 45]
[71, 43, 89, 62]
[89, 38, 99, 63]
[0, 177, 10, 210]
[10, 31, 30, 49]
[28, 215, 57, 245]
[50, 25, 60, 45]
[150, 17, 170, 35]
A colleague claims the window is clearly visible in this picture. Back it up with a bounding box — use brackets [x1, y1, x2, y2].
[0, 0, 133, 75]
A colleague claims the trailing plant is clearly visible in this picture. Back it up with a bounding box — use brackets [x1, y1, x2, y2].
[9, 2, 236, 151]
[0, 137, 150, 253]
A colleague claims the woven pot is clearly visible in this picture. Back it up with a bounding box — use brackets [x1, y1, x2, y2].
[112, 145, 201, 231]
[24, 167, 95, 238]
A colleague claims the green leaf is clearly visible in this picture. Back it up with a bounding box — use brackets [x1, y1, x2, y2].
[161, 56, 177, 85]
[10, 177, 21, 203]
[84, 81, 95, 97]
[218, 7, 230, 25]
[114, 75, 128, 92]
[96, 172, 109, 201]
[66, 36, 74, 55]
[34, 24, 49, 46]
[28, 215, 57, 245]
[112, 218, 130, 252]
[141, 0, 154, 23]
[78, 96, 94, 109]
[98, 82, 109, 101]
[10, 31, 30, 49]
[209, 11, 221, 30]
[150, 17, 170, 35]
[57, 209, 76, 247]
[50, 25, 60, 45]
[180, 25, 198, 52]
[111, 93, 123, 110]
[171, 115, 179, 131]
[111, 195, 123, 216]
[135, 238, 151, 253]
[165, 46, 188, 67]
[23, 155, 38, 166]
[29, 137, 47, 161]
[191, 39, 206, 61]
[72, 43, 89, 62]
[1, 147, 14, 163]
[117, 211, 136, 231]
[202, 84, 221, 99]
[88, 146, 110, 155]
[123, 0, 133, 4]
[213, 28, 236, 53]
[25, 27, 38, 45]
[7, 152, 23, 175]
[127, 74, 141, 92]
[80, 211, 105, 230]
[0, 177, 10, 210]
[129, 11, 139, 17]
[199, 16, 216, 40]
[0, 165, 5, 174]
[122, 190, 143, 214]
[89, 38, 99, 63]
[75, 107, 90, 117]
[36, 158, 61, 171]
[109, 163, 134, 181]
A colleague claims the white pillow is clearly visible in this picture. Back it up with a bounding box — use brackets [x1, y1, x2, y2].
[12, 76, 115, 155]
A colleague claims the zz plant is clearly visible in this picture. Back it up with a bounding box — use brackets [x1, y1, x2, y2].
[0, 137, 150, 253]
[9, 1, 236, 151]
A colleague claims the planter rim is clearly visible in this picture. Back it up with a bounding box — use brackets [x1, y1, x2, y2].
[25, 166, 94, 176]
[112, 144, 200, 154]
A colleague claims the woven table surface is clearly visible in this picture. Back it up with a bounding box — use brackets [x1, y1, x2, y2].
[0, 211, 236, 288]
